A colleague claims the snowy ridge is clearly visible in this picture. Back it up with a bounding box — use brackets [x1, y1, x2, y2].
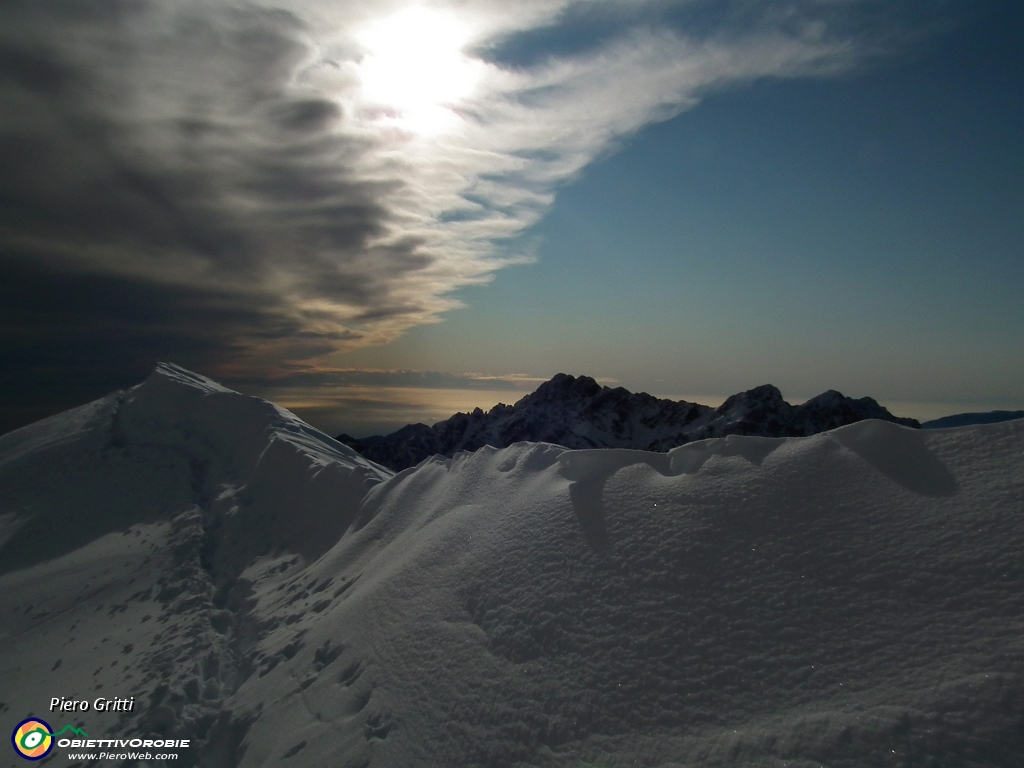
[2, 365, 1023, 768]
[0, 362, 391, 572]
[339, 374, 919, 471]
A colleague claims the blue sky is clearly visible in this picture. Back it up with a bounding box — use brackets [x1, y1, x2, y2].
[1, 0, 1021, 435]
[336, 0, 1024, 431]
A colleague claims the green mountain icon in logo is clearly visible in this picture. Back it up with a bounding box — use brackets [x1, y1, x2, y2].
[48, 725, 90, 738]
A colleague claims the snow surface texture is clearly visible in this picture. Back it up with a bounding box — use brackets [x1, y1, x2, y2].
[2, 365, 1023, 768]
[338, 374, 920, 471]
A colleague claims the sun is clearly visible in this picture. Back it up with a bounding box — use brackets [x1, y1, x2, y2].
[355, 6, 483, 135]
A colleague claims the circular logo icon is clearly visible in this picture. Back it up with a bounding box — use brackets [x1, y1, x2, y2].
[12, 718, 54, 761]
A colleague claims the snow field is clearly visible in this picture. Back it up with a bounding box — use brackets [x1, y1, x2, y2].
[2, 365, 1022, 768]
[234, 422, 1024, 767]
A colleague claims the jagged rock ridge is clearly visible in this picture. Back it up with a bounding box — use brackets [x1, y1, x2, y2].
[339, 374, 919, 471]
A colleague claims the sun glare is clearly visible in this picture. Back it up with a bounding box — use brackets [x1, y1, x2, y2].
[356, 7, 482, 135]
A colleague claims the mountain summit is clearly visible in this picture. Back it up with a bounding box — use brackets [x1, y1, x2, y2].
[339, 374, 919, 471]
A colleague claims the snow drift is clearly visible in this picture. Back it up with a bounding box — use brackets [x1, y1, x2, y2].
[2, 364, 1023, 768]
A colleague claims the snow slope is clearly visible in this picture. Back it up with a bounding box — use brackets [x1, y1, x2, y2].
[2, 366, 1023, 768]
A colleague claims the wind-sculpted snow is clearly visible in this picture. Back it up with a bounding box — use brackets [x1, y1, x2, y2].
[339, 374, 920, 471]
[2, 366, 1022, 768]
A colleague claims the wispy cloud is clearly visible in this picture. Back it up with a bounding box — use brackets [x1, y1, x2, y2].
[0, 0, 902, 427]
[225, 367, 555, 391]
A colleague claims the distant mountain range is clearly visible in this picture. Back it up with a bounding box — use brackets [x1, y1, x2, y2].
[338, 373, 920, 471]
[921, 410, 1024, 429]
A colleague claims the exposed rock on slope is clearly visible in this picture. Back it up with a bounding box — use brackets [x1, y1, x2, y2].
[339, 374, 919, 471]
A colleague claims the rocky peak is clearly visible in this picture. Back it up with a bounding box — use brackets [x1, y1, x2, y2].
[716, 384, 787, 415]
[529, 373, 602, 403]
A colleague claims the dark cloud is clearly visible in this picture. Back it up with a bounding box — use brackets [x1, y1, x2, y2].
[0, 0, 443, 431]
[273, 99, 344, 132]
[0, 249, 324, 430]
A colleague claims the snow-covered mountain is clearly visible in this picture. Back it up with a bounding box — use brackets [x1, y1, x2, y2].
[3, 364, 1023, 768]
[339, 374, 919, 471]
[0, 363, 391, 767]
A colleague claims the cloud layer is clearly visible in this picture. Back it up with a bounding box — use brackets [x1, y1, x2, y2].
[0, 0, 887, 429]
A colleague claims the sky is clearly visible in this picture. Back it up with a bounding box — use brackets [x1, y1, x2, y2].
[1, 0, 1021, 437]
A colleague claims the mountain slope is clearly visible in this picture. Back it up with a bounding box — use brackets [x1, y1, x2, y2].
[0, 362, 391, 574]
[3, 365, 1022, 768]
[339, 374, 919, 471]
[0, 363, 390, 766]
